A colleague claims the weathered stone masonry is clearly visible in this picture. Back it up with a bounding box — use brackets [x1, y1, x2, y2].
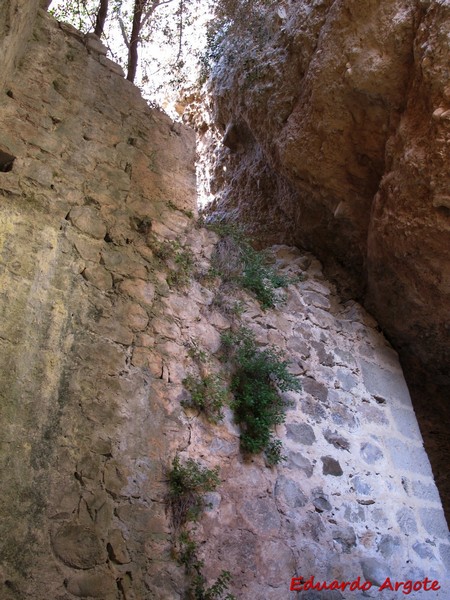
[0, 8, 197, 598]
[0, 6, 449, 600]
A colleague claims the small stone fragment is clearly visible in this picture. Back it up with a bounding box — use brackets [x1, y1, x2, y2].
[107, 529, 131, 564]
[321, 456, 343, 476]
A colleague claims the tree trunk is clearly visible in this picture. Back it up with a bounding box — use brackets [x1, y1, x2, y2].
[94, 0, 109, 37]
[127, 0, 145, 82]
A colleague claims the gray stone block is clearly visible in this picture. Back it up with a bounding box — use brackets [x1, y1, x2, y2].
[332, 525, 356, 553]
[287, 451, 314, 477]
[439, 543, 450, 571]
[336, 368, 358, 391]
[312, 493, 332, 513]
[386, 438, 433, 477]
[390, 406, 423, 441]
[301, 377, 329, 402]
[361, 557, 392, 587]
[396, 507, 418, 534]
[360, 442, 383, 464]
[324, 429, 350, 451]
[352, 475, 372, 495]
[412, 480, 442, 504]
[419, 508, 449, 538]
[413, 542, 436, 560]
[286, 422, 316, 445]
[360, 359, 411, 406]
[378, 534, 401, 558]
[275, 476, 307, 508]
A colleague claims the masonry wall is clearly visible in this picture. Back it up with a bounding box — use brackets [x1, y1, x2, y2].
[0, 10, 197, 598]
[0, 8, 448, 600]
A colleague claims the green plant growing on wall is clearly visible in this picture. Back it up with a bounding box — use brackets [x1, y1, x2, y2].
[208, 222, 290, 309]
[166, 455, 220, 531]
[182, 374, 229, 423]
[221, 327, 300, 463]
[167, 458, 235, 599]
[167, 245, 194, 287]
[177, 533, 236, 600]
[150, 237, 194, 288]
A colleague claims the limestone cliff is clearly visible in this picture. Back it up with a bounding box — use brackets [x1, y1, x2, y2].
[200, 0, 450, 522]
[0, 5, 449, 600]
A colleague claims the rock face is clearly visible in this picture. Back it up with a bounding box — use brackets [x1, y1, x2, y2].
[1, 6, 449, 600]
[201, 0, 450, 522]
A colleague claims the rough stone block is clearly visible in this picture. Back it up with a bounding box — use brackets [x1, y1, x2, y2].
[332, 526, 356, 553]
[287, 451, 314, 477]
[412, 480, 442, 504]
[377, 534, 401, 559]
[360, 441, 384, 464]
[396, 507, 418, 535]
[68, 206, 107, 239]
[324, 429, 350, 451]
[386, 438, 433, 477]
[336, 368, 358, 391]
[419, 508, 449, 538]
[360, 359, 412, 406]
[390, 406, 423, 441]
[321, 456, 343, 476]
[82, 264, 113, 290]
[52, 523, 106, 569]
[65, 571, 118, 598]
[352, 475, 372, 496]
[120, 278, 155, 306]
[301, 377, 328, 402]
[361, 557, 392, 587]
[286, 422, 316, 445]
[413, 542, 436, 560]
[108, 529, 131, 564]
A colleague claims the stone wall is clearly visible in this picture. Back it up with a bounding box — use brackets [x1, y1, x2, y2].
[199, 0, 450, 527]
[0, 6, 449, 600]
[0, 9, 197, 598]
[0, 0, 42, 90]
[176, 244, 450, 599]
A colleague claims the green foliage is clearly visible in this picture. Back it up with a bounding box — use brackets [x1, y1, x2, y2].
[208, 223, 290, 309]
[50, 0, 205, 102]
[230, 301, 245, 317]
[265, 439, 286, 467]
[168, 244, 194, 287]
[182, 374, 229, 423]
[167, 199, 194, 219]
[186, 341, 209, 363]
[198, 19, 231, 85]
[177, 533, 236, 600]
[189, 569, 235, 600]
[150, 238, 194, 287]
[167, 455, 220, 531]
[221, 328, 300, 461]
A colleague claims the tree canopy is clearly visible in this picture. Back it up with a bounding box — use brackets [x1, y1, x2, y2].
[49, 0, 210, 108]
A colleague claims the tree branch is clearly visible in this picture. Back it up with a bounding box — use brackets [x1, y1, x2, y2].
[94, 0, 109, 37]
[118, 16, 130, 48]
